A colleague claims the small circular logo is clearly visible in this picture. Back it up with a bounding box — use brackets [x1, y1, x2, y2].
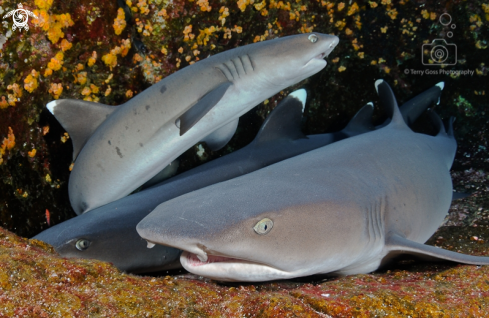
[3, 3, 38, 32]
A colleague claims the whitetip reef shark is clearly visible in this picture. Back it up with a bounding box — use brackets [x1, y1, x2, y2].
[46, 33, 339, 215]
[34, 82, 444, 274]
[137, 80, 489, 282]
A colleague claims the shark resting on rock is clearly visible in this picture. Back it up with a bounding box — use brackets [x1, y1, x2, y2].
[33, 81, 444, 274]
[137, 80, 489, 282]
[46, 33, 339, 215]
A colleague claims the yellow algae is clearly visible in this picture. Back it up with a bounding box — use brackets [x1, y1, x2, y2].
[237, 0, 252, 12]
[161, 46, 168, 55]
[338, 66, 346, 72]
[75, 63, 84, 71]
[254, 1, 266, 11]
[219, 6, 230, 25]
[335, 20, 346, 30]
[381, 0, 391, 4]
[137, 0, 150, 14]
[45, 174, 52, 183]
[23, 70, 39, 93]
[369, 1, 378, 8]
[197, 0, 212, 12]
[185, 55, 191, 62]
[121, 39, 131, 57]
[126, 90, 134, 98]
[345, 28, 353, 35]
[102, 52, 118, 70]
[69, 162, 74, 171]
[2, 127, 16, 151]
[60, 39, 72, 51]
[7, 83, 22, 99]
[387, 7, 398, 19]
[105, 86, 112, 96]
[113, 8, 127, 35]
[381, 26, 388, 33]
[421, 9, 429, 19]
[178, 47, 184, 53]
[358, 52, 365, 58]
[0, 97, 8, 109]
[35, 0, 53, 10]
[32, 10, 50, 31]
[44, 68, 53, 77]
[90, 84, 100, 94]
[383, 66, 391, 73]
[47, 52, 64, 71]
[48, 83, 63, 99]
[143, 23, 153, 36]
[337, 2, 345, 11]
[133, 53, 144, 63]
[74, 72, 87, 85]
[183, 25, 194, 41]
[347, 3, 359, 16]
[27, 149, 37, 158]
[81, 87, 92, 96]
[61, 132, 70, 143]
[331, 57, 340, 63]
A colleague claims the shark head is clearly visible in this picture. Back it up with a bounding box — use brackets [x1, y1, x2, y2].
[244, 33, 339, 88]
[137, 182, 370, 282]
[33, 207, 182, 273]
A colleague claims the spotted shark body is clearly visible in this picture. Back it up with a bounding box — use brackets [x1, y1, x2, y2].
[47, 33, 339, 214]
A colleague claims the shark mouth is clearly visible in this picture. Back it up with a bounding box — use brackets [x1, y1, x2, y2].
[180, 251, 297, 282]
[183, 252, 243, 267]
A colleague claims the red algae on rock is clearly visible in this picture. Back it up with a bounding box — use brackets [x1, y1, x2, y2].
[0, 226, 489, 317]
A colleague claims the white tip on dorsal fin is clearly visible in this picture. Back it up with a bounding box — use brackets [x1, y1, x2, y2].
[46, 99, 117, 160]
[288, 89, 307, 112]
[374, 79, 407, 129]
[436, 82, 445, 90]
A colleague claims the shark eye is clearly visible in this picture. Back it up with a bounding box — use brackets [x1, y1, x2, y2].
[75, 239, 91, 251]
[308, 34, 318, 43]
[253, 218, 273, 235]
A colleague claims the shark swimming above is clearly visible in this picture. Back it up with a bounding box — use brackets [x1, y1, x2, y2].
[137, 80, 489, 282]
[47, 33, 339, 215]
[33, 82, 443, 274]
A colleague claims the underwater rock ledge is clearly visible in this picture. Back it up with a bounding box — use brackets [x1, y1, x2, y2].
[0, 226, 488, 317]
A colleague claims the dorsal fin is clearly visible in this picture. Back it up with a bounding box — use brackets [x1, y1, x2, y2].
[253, 89, 307, 144]
[400, 82, 444, 126]
[428, 111, 446, 136]
[374, 79, 407, 129]
[46, 99, 117, 160]
[341, 102, 374, 137]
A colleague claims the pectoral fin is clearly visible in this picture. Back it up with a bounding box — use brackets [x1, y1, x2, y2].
[202, 119, 239, 151]
[385, 233, 489, 265]
[46, 99, 117, 160]
[178, 82, 233, 136]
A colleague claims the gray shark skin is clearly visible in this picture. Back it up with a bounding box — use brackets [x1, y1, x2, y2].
[47, 33, 339, 215]
[34, 83, 443, 274]
[31, 90, 365, 274]
[137, 80, 489, 282]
